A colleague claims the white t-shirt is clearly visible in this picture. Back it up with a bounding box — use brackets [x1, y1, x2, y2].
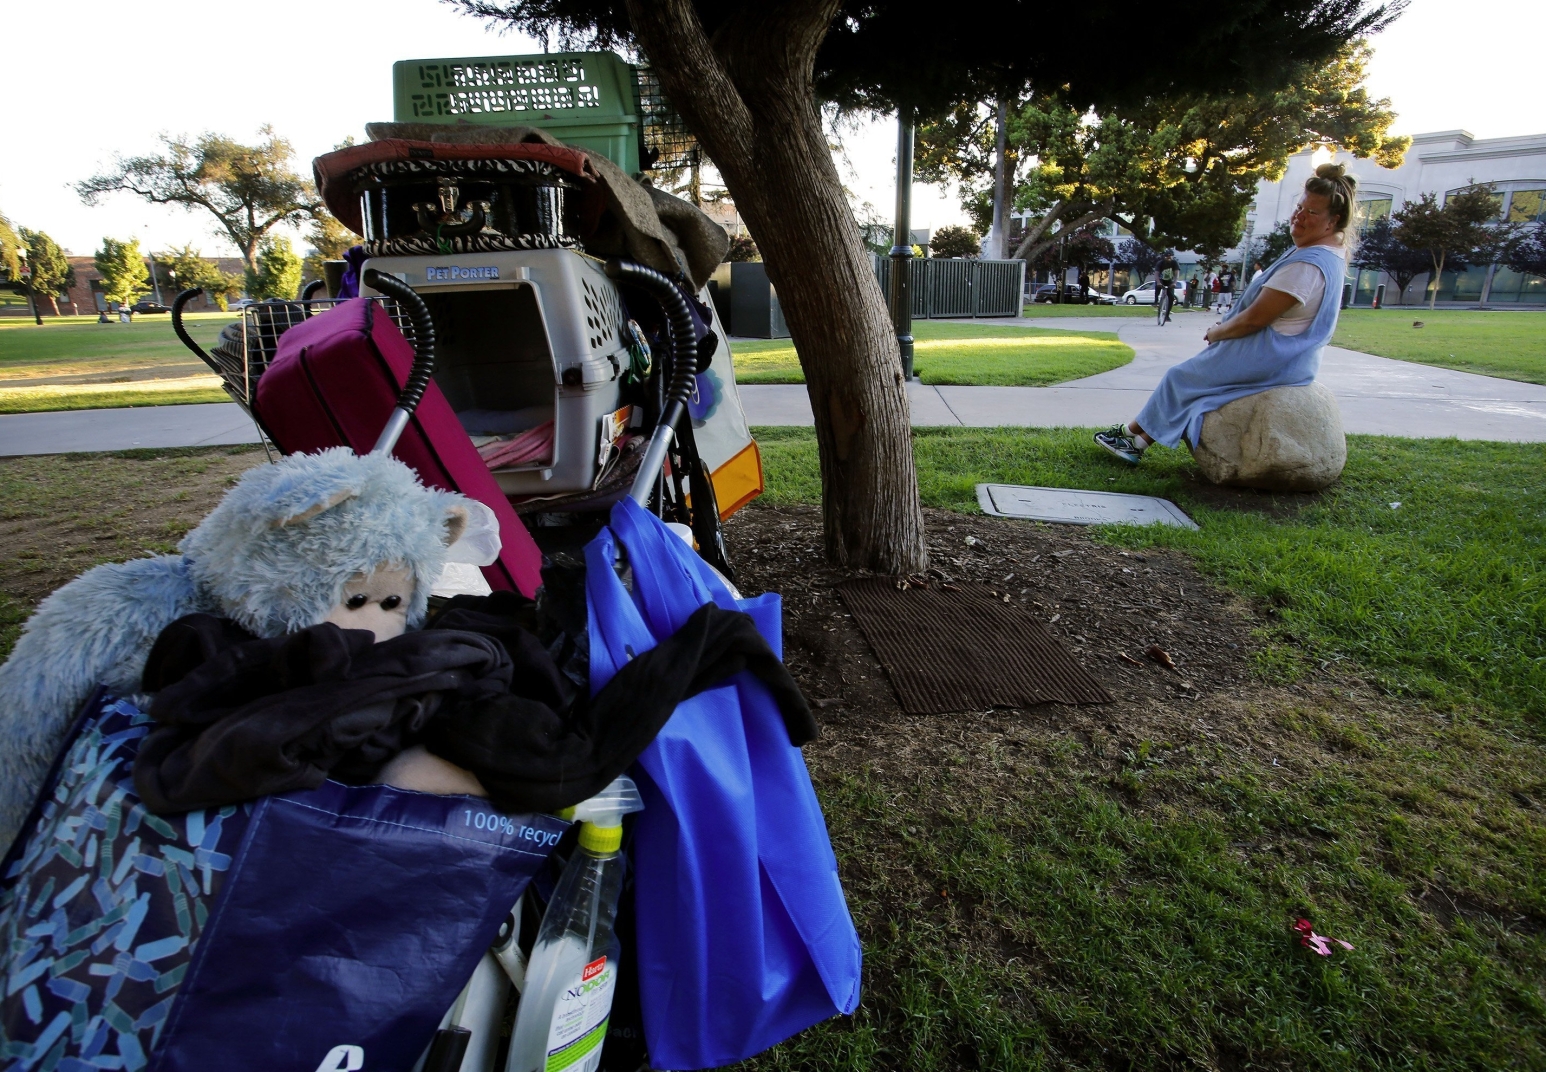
[1260, 249, 1344, 335]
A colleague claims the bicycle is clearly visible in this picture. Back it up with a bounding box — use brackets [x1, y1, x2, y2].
[1155, 281, 1174, 326]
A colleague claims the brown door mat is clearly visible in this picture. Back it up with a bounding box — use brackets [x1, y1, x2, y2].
[836, 577, 1112, 715]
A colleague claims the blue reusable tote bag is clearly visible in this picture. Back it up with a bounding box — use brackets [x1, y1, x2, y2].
[585, 498, 861, 1070]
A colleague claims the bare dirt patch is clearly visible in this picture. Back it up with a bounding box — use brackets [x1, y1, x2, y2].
[724, 501, 1405, 795]
[0, 447, 268, 614]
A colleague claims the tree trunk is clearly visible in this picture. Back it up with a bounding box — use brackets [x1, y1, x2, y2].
[44, 295, 59, 316]
[1477, 262, 1496, 309]
[989, 99, 1009, 259]
[1428, 252, 1444, 310]
[625, 0, 927, 573]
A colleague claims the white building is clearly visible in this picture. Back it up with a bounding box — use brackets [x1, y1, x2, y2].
[1247, 130, 1546, 305]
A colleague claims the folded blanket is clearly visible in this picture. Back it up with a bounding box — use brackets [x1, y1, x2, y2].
[134, 597, 813, 816]
[477, 420, 554, 469]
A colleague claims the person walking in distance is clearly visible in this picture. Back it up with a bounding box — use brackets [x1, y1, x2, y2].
[1093, 163, 1357, 465]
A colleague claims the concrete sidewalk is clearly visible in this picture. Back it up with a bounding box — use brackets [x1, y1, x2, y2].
[741, 316, 1546, 441]
[0, 403, 266, 457]
[3, 317, 1543, 456]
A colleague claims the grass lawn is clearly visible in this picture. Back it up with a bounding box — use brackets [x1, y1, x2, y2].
[0, 436, 1542, 1068]
[756, 427, 1545, 720]
[745, 427, 1546, 1070]
[731, 321, 1133, 386]
[0, 312, 235, 373]
[0, 378, 229, 414]
[0, 313, 236, 413]
[1332, 308, 1546, 385]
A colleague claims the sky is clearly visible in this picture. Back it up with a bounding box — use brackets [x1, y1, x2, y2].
[5, 0, 1542, 259]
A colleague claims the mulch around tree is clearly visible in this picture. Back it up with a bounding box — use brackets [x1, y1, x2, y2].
[726, 502, 1264, 735]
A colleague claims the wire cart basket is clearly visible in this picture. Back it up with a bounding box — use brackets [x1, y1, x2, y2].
[174, 292, 419, 412]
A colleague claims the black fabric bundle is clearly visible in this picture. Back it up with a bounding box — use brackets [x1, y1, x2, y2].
[135, 593, 814, 816]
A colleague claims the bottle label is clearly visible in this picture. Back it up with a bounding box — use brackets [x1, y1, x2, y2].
[544, 954, 616, 1072]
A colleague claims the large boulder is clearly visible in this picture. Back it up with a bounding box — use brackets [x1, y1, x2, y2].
[1192, 383, 1347, 491]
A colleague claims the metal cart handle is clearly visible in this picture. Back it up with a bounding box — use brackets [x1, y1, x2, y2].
[361, 269, 439, 456]
[603, 260, 700, 506]
[170, 288, 221, 374]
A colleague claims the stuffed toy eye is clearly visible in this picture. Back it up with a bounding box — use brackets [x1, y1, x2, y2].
[381, 595, 403, 610]
[346, 594, 370, 610]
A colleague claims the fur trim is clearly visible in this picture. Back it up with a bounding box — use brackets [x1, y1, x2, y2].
[0, 556, 208, 851]
[0, 448, 474, 854]
[179, 448, 468, 637]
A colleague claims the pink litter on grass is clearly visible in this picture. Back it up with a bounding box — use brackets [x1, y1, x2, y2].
[1293, 918, 1353, 956]
[478, 421, 554, 469]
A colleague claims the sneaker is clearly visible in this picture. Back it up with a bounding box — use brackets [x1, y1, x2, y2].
[1095, 426, 1145, 464]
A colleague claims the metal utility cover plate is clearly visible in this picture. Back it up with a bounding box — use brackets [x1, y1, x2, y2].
[976, 483, 1198, 530]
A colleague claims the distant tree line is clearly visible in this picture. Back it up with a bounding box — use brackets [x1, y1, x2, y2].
[4, 128, 358, 320]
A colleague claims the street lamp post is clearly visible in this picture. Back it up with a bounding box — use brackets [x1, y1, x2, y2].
[148, 251, 164, 305]
[17, 247, 41, 326]
[889, 109, 916, 380]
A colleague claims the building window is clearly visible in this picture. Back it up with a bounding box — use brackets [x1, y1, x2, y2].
[1445, 186, 1505, 217]
[1353, 197, 1392, 233]
[1506, 188, 1546, 223]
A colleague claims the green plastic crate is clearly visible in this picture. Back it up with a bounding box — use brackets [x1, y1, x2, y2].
[393, 51, 641, 173]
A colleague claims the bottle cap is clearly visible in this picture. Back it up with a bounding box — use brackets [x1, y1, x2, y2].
[578, 822, 623, 854]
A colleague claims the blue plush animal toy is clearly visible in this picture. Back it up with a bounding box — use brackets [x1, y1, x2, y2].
[0, 447, 498, 852]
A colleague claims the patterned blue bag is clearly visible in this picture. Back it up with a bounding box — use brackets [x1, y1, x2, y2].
[1, 690, 568, 1071]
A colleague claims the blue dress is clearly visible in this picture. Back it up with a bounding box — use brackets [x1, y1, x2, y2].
[1135, 243, 1346, 448]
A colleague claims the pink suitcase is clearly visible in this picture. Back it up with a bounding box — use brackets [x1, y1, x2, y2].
[254, 296, 542, 597]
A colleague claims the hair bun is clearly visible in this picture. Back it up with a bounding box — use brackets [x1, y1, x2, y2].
[1315, 161, 1347, 181]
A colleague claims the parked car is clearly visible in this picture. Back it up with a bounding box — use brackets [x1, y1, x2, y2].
[1120, 280, 1185, 305]
[129, 299, 170, 314]
[1031, 284, 1116, 305]
[227, 298, 255, 310]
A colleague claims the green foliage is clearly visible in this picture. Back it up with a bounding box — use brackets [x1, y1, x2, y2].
[93, 238, 150, 307]
[303, 209, 358, 282]
[1394, 187, 1508, 308]
[1506, 221, 1546, 278]
[162, 246, 242, 311]
[77, 127, 320, 272]
[1353, 216, 1439, 303]
[1027, 222, 1115, 273]
[245, 236, 303, 301]
[16, 230, 75, 314]
[0, 211, 20, 282]
[928, 224, 980, 259]
[724, 234, 760, 262]
[917, 43, 1410, 263]
[1256, 220, 1296, 266]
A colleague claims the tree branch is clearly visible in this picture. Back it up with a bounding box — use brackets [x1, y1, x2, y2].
[1010, 200, 1065, 260]
[622, 0, 755, 161]
[1018, 199, 1114, 264]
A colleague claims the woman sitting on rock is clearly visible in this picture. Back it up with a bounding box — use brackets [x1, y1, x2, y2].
[1096, 163, 1356, 464]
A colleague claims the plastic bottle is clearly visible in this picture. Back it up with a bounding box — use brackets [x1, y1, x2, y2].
[504, 776, 643, 1072]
